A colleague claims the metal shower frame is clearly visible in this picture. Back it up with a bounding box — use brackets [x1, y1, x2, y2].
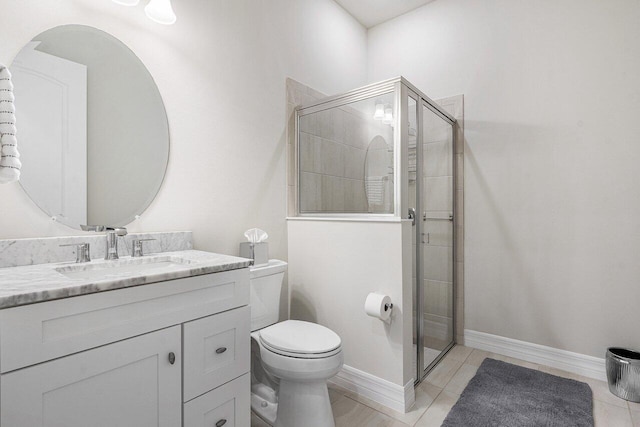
[294, 76, 457, 384]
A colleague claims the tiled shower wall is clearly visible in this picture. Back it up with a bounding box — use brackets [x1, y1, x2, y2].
[298, 107, 370, 212]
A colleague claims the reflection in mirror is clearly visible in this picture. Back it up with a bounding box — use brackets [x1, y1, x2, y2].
[298, 92, 395, 215]
[364, 135, 394, 213]
[11, 25, 169, 230]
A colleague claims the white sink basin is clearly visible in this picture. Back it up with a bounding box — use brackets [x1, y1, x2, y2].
[55, 256, 194, 280]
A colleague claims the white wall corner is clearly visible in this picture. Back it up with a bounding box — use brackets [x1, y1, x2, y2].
[464, 330, 606, 382]
[328, 365, 416, 413]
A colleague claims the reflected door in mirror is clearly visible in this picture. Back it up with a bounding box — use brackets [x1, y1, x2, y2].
[13, 42, 88, 225]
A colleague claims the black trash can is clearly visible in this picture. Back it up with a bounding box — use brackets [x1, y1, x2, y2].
[606, 347, 640, 402]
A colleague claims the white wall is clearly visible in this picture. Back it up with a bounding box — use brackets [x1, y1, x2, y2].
[0, 0, 367, 263]
[368, 0, 640, 358]
[287, 219, 414, 387]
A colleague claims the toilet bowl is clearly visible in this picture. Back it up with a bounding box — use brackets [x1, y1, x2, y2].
[249, 260, 343, 427]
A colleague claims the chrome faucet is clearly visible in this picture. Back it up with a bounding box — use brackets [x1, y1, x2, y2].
[81, 225, 128, 260]
[105, 227, 128, 260]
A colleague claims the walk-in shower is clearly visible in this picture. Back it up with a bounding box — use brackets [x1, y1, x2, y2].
[294, 77, 457, 384]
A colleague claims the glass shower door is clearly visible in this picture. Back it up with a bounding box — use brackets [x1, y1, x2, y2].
[418, 101, 455, 379]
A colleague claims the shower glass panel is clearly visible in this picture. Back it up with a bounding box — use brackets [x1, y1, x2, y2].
[295, 77, 456, 386]
[419, 102, 455, 378]
[298, 92, 395, 215]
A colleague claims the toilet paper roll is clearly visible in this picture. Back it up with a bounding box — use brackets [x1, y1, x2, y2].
[364, 292, 392, 321]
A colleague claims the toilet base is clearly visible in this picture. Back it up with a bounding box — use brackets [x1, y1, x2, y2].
[275, 379, 335, 427]
[251, 392, 277, 426]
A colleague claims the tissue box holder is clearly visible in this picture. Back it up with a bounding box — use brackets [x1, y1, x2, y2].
[239, 242, 268, 265]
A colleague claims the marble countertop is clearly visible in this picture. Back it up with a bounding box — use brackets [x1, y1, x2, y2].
[0, 250, 252, 309]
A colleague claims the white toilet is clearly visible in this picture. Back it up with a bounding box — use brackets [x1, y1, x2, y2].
[249, 260, 343, 427]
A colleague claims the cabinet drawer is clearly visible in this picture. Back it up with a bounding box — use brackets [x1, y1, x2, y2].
[1, 326, 182, 427]
[183, 306, 250, 401]
[0, 268, 249, 373]
[183, 373, 250, 427]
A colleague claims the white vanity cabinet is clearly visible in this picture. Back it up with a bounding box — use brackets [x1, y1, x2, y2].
[0, 267, 251, 427]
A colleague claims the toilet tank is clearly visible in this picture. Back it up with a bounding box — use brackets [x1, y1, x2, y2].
[249, 259, 287, 332]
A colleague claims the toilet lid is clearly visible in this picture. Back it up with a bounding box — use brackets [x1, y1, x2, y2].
[259, 320, 341, 356]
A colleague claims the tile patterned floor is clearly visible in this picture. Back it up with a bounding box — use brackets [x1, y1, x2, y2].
[251, 345, 640, 426]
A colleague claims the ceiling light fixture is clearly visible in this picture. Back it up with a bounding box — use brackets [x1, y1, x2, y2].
[112, 0, 176, 25]
[373, 103, 385, 120]
[112, 0, 140, 5]
[382, 105, 394, 125]
[145, 0, 177, 25]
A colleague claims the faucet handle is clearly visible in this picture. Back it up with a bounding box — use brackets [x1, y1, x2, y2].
[131, 238, 156, 257]
[59, 243, 91, 263]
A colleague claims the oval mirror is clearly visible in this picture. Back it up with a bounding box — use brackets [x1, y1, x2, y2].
[11, 25, 169, 230]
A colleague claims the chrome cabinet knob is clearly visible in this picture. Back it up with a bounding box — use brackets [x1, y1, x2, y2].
[215, 347, 227, 355]
[215, 419, 227, 427]
[168, 352, 176, 365]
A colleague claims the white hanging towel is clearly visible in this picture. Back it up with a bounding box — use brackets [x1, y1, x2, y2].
[365, 175, 386, 206]
[0, 64, 21, 183]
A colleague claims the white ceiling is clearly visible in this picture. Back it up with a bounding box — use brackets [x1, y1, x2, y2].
[334, 0, 436, 28]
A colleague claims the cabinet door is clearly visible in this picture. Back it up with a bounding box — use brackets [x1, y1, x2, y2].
[184, 373, 250, 427]
[1, 326, 181, 427]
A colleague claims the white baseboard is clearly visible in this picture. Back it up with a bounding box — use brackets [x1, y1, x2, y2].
[464, 329, 606, 381]
[328, 365, 415, 413]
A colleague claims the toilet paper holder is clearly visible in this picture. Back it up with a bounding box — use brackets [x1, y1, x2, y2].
[364, 292, 394, 322]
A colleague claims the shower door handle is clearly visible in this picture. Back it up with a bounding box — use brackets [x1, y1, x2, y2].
[408, 208, 416, 226]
